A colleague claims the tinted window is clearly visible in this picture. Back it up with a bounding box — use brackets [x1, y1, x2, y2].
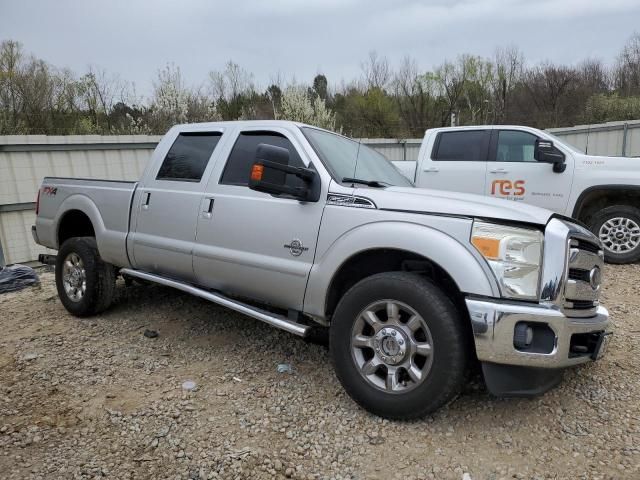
[433, 130, 487, 161]
[496, 131, 537, 162]
[156, 132, 221, 182]
[220, 132, 305, 187]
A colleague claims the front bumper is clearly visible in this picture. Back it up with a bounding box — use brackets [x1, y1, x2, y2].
[466, 297, 610, 368]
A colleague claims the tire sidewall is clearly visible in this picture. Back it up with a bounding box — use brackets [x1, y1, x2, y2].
[330, 273, 466, 418]
[55, 237, 103, 316]
[590, 205, 640, 264]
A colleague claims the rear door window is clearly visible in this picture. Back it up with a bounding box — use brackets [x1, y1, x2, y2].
[156, 132, 222, 182]
[433, 130, 489, 161]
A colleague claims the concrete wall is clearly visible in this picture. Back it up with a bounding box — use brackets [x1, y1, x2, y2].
[1, 122, 638, 265]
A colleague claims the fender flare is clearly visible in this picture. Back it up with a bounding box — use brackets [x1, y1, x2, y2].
[572, 184, 640, 218]
[55, 194, 106, 249]
[303, 220, 499, 320]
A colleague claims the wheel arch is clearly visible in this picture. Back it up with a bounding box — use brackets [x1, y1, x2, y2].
[304, 221, 498, 322]
[57, 209, 96, 247]
[55, 195, 105, 249]
[572, 185, 640, 224]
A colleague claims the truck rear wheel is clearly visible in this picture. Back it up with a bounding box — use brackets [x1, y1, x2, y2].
[329, 272, 467, 419]
[55, 237, 116, 317]
[590, 205, 640, 264]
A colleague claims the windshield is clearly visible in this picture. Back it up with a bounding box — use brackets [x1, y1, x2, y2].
[301, 127, 413, 187]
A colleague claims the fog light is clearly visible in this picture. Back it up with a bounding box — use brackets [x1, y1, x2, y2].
[514, 323, 533, 348]
[513, 322, 556, 354]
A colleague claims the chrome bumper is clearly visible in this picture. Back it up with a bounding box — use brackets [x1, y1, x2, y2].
[466, 297, 610, 368]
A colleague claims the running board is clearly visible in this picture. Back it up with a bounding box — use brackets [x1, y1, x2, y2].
[119, 268, 310, 337]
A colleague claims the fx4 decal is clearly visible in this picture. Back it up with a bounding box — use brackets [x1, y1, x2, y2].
[43, 186, 58, 196]
[491, 179, 525, 196]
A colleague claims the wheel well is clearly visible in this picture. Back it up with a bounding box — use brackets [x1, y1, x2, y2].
[574, 188, 640, 225]
[325, 249, 468, 326]
[57, 210, 95, 247]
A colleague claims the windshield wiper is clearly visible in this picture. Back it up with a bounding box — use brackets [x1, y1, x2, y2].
[342, 177, 389, 188]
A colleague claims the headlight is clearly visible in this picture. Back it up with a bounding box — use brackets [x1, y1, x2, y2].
[471, 221, 543, 300]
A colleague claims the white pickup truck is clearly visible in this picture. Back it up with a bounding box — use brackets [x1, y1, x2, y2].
[393, 125, 640, 263]
[33, 121, 610, 419]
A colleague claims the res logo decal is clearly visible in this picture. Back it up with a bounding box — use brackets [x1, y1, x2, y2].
[491, 179, 525, 196]
[43, 186, 58, 196]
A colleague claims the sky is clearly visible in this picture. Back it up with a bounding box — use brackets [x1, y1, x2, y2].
[1, 0, 640, 98]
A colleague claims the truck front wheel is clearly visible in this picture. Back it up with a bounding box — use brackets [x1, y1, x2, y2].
[589, 205, 640, 264]
[330, 272, 467, 419]
[55, 237, 116, 317]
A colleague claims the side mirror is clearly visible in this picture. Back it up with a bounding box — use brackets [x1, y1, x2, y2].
[535, 139, 566, 173]
[248, 143, 317, 201]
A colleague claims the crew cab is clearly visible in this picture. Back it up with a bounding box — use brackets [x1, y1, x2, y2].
[393, 125, 640, 263]
[33, 121, 610, 419]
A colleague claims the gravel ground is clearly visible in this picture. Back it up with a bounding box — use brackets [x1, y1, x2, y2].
[0, 266, 638, 480]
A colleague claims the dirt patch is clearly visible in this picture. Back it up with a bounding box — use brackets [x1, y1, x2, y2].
[0, 268, 638, 479]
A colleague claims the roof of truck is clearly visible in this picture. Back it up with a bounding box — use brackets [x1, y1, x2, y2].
[172, 120, 308, 129]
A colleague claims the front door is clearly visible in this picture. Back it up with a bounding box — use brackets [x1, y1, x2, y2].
[193, 128, 326, 310]
[485, 129, 573, 213]
[416, 129, 490, 195]
[131, 131, 223, 281]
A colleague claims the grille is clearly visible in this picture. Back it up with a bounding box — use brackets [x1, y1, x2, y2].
[563, 238, 604, 317]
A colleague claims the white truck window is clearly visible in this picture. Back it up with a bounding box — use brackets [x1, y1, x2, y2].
[495, 131, 537, 162]
[156, 132, 222, 182]
[433, 130, 488, 161]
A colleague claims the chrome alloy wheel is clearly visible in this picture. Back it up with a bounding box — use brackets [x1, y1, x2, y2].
[599, 217, 640, 254]
[62, 252, 86, 302]
[350, 300, 434, 393]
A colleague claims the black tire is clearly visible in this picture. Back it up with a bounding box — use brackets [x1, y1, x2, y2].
[329, 272, 468, 419]
[55, 236, 116, 317]
[589, 205, 640, 264]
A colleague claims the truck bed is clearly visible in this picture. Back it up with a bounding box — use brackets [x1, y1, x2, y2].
[34, 177, 138, 268]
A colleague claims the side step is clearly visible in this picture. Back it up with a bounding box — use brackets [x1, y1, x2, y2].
[119, 268, 310, 337]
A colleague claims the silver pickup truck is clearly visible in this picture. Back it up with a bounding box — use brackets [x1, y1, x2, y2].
[33, 120, 610, 419]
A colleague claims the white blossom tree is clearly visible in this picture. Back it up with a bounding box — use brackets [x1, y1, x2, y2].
[277, 84, 336, 130]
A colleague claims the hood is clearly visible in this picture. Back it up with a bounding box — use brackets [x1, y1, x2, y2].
[357, 186, 554, 226]
[577, 153, 640, 170]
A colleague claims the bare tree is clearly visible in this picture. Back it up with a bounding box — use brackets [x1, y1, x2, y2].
[614, 32, 640, 95]
[208, 61, 255, 119]
[0, 40, 24, 132]
[491, 46, 524, 123]
[520, 63, 578, 127]
[435, 57, 469, 126]
[79, 66, 120, 131]
[392, 56, 438, 136]
[361, 51, 391, 90]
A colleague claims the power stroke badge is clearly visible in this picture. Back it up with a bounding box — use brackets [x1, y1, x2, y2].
[284, 239, 309, 257]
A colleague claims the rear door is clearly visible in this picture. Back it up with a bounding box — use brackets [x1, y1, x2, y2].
[416, 129, 490, 195]
[192, 127, 327, 310]
[485, 129, 573, 213]
[130, 130, 223, 281]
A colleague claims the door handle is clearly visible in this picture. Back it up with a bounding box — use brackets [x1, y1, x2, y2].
[142, 192, 151, 210]
[202, 198, 214, 219]
[423, 167, 440, 173]
[489, 168, 508, 174]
